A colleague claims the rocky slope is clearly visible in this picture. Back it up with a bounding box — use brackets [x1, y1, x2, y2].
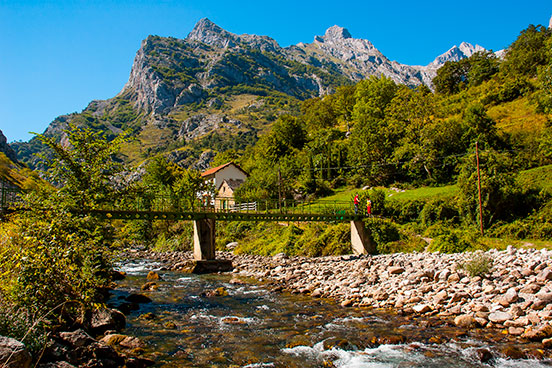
[11, 18, 486, 170]
[0, 130, 17, 163]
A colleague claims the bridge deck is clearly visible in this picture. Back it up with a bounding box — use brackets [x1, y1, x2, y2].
[80, 209, 364, 222]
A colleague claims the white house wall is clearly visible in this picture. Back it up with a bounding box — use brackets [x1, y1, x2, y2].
[214, 166, 247, 189]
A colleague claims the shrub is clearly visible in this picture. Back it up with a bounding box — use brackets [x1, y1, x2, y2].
[427, 227, 480, 253]
[419, 199, 460, 226]
[457, 252, 494, 277]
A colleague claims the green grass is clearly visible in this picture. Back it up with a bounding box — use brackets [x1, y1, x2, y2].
[389, 184, 459, 202]
[517, 164, 552, 195]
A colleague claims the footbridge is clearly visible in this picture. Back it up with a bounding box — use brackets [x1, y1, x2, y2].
[1, 187, 375, 261]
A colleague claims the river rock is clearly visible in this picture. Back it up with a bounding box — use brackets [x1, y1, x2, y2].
[119, 336, 146, 349]
[141, 281, 158, 291]
[90, 308, 126, 334]
[146, 271, 161, 280]
[454, 314, 475, 328]
[0, 336, 31, 368]
[59, 329, 96, 348]
[39, 362, 76, 368]
[126, 293, 153, 304]
[413, 304, 431, 313]
[389, 266, 405, 275]
[488, 311, 512, 324]
[100, 334, 127, 346]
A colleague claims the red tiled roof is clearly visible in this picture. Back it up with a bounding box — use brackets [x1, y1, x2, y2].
[201, 162, 247, 177]
[201, 162, 232, 177]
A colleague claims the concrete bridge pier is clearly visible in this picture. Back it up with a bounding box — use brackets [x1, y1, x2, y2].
[351, 220, 376, 255]
[190, 218, 233, 274]
[193, 218, 216, 260]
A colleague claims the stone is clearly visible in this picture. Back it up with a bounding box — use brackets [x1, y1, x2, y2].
[543, 338, 552, 348]
[537, 269, 552, 282]
[389, 266, 405, 275]
[520, 283, 541, 294]
[100, 334, 127, 346]
[340, 299, 354, 307]
[488, 311, 512, 323]
[126, 293, 152, 304]
[508, 327, 524, 335]
[39, 362, 76, 368]
[141, 281, 157, 291]
[0, 336, 31, 368]
[475, 348, 493, 363]
[454, 314, 476, 328]
[501, 346, 526, 360]
[146, 271, 160, 280]
[119, 336, 146, 349]
[90, 308, 126, 334]
[180, 260, 234, 274]
[59, 329, 96, 348]
[412, 304, 431, 313]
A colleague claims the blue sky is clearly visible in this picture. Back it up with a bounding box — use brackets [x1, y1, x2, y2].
[1, 0, 550, 142]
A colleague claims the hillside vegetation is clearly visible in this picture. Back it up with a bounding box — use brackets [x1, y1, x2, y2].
[219, 23, 552, 253]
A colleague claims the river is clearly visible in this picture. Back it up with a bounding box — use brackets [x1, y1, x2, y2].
[110, 260, 552, 367]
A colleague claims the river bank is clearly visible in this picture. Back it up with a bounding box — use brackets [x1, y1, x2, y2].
[131, 246, 552, 357]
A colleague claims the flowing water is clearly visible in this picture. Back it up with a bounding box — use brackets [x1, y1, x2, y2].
[111, 260, 552, 368]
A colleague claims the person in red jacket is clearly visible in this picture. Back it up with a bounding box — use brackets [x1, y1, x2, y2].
[354, 194, 359, 214]
[366, 198, 372, 216]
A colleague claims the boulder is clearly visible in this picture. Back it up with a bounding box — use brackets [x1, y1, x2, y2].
[59, 329, 96, 348]
[90, 308, 126, 334]
[146, 271, 160, 280]
[454, 314, 476, 328]
[0, 336, 31, 368]
[488, 311, 512, 324]
[126, 293, 153, 304]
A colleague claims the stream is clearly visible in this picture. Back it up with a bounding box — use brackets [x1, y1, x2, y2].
[110, 259, 552, 367]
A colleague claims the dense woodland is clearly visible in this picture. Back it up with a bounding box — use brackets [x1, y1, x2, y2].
[0, 22, 551, 358]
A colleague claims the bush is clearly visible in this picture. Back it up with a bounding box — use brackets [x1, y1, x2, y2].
[427, 227, 480, 253]
[296, 223, 351, 256]
[419, 199, 460, 226]
[457, 252, 494, 277]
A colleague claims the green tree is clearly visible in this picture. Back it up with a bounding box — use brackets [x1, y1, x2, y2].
[501, 24, 552, 78]
[0, 125, 127, 330]
[457, 150, 523, 228]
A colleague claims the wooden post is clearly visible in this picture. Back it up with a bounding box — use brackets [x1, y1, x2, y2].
[476, 142, 484, 235]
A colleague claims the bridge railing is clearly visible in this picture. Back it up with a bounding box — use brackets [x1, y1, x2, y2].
[215, 199, 358, 216]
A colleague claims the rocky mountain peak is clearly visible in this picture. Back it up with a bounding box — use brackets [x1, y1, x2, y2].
[428, 42, 486, 67]
[549, 15, 552, 29]
[186, 18, 235, 48]
[324, 25, 353, 41]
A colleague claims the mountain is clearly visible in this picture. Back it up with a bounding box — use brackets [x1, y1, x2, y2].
[0, 130, 18, 163]
[11, 18, 486, 170]
[428, 42, 487, 67]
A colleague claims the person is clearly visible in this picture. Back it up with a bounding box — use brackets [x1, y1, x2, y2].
[354, 194, 359, 214]
[366, 198, 372, 216]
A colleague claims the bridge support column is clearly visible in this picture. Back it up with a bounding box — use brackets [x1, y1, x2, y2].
[193, 218, 216, 260]
[351, 220, 375, 255]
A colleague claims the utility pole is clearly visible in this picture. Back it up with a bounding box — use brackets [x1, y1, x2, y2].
[475, 142, 484, 235]
[278, 168, 282, 213]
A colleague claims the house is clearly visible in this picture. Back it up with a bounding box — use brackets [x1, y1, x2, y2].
[201, 162, 247, 209]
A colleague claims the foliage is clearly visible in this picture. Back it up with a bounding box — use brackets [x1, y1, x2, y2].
[457, 252, 494, 277]
[0, 125, 125, 332]
[456, 150, 525, 227]
[427, 227, 480, 253]
[500, 24, 551, 78]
